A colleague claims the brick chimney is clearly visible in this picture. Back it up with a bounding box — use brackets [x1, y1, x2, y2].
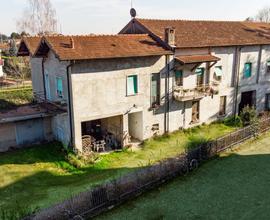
[165, 27, 176, 47]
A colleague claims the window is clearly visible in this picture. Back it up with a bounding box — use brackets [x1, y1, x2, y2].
[214, 66, 223, 81]
[196, 68, 204, 86]
[219, 96, 227, 116]
[175, 70, 183, 86]
[266, 61, 270, 74]
[266, 94, 270, 111]
[56, 77, 63, 98]
[127, 75, 138, 96]
[151, 73, 160, 107]
[244, 63, 252, 78]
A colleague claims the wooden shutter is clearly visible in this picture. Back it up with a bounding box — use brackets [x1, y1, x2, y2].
[192, 101, 200, 122]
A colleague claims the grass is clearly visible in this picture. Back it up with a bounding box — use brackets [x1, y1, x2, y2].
[0, 87, 33, 110]
[0, 122, 236, 217]
[97, 132, 270, 220]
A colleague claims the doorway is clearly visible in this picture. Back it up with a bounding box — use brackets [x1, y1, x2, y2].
[239, 91, 256, 114]
[128, 112, 143, 141]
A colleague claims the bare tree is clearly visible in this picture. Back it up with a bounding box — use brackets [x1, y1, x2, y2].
[255, 7, 270, 22]
[17, 0, 58, 35]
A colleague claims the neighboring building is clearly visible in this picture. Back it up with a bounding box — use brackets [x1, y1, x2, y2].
[16, 15, 270, 153]
[0, 43, 9, 77]
[0, 49, 3, 77]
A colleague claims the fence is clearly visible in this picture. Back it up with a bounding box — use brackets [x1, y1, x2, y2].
[0, 78, 32, 90]
[28, 117, 270, 220]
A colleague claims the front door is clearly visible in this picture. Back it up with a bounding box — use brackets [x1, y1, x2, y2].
[192, 101, 200, 123]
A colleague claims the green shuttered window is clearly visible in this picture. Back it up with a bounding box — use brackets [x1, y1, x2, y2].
[56, 77, 63, 98]
[127, 75, 138, 96]
[175, 70, 183, 86]
[244, 63, 252, 78]
[151, 73, 160, 106]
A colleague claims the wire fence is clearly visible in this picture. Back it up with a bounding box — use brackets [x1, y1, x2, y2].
[27, 117, 270, 220]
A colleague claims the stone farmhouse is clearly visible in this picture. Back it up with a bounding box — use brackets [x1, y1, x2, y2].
[3, 13, 270, 153]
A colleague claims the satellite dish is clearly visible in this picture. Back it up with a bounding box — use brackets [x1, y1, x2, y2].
[130, 8, 137, 18]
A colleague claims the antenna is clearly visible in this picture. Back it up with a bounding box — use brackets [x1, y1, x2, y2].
[130, 8, 137, 18]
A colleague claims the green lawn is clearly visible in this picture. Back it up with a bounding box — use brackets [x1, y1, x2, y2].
[0, 122, 235, 217]
[97, 132, 270, 220]
[0, 87, 33, 110]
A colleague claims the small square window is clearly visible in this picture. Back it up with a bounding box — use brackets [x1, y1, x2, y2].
[244, 63, 252, 78]
[127, 75, 138, 96]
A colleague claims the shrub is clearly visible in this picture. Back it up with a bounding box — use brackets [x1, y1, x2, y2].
[186, 135, 210, 151]
[240, 106, 257, 126]
[223, 115, 242, 127]
[66, 152, 99, 169]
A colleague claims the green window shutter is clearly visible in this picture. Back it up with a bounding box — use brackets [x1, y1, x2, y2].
[244, 63, 252, 78]
[56, 77, 63, 97]
[133, 75, 138, 94]
[175, 70, 182, 78]
[127, 75, 138, 95]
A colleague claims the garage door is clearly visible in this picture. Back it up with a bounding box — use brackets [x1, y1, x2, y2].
[16, 119, 44, 146]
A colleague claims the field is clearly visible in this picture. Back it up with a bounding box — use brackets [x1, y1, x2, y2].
[0, 87, 33, 110]
[0, 122, 236, 218]
[97, 132, 270, 220]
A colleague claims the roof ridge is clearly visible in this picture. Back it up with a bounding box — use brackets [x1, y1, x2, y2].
[45, 34, 149, 38]
[137, 18, 245, 23]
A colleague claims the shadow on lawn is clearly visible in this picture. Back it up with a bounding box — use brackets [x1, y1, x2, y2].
[1, 142, 270, 219]
[97, 152, 270, 220]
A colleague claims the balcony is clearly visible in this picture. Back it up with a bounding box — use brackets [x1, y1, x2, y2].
[173, 84, 219, 102]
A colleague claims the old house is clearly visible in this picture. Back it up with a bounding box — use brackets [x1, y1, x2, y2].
[13, 12, 270, 153]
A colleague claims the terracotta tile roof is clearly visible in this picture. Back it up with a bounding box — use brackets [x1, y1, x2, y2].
[136, 18, 270, 48]
[17, 37, 42, 56]
[175, 54, 220, 64]
[35, 34, 172, 60]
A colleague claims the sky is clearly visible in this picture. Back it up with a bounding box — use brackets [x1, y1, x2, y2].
[1, 0, 270, 36]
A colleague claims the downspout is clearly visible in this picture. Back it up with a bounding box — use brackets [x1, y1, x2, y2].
[66, 61, 74, 147]
[256, 45, 262, 84]
[164, 56, 168, 133]
[233, 46, 242, 116]
[166, 54, 170, 132]
[41, 58, 47, 100]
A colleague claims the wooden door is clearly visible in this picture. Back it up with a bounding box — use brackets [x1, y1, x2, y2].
[192, 101, 200, 122]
